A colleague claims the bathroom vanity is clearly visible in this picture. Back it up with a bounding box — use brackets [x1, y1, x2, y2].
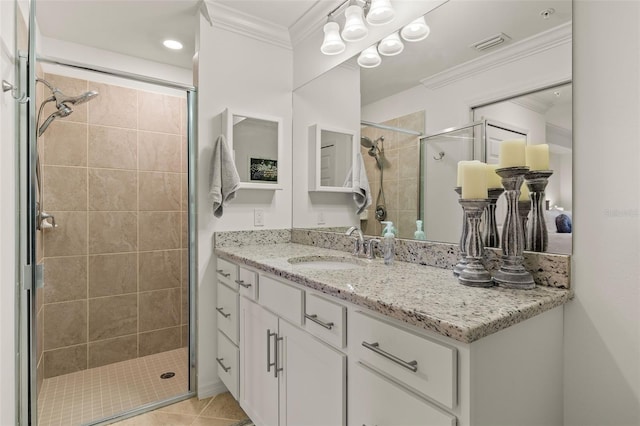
[214, 242, 570, 426]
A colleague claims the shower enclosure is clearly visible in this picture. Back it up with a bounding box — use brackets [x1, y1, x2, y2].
[16, 3, 198, 421]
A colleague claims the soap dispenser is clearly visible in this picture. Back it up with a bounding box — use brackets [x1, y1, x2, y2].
[414, 220, 426, 240]
[381, 221, 395, 265]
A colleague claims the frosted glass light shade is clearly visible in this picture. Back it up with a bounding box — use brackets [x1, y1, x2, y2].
[401, 16, 430, 42]
[357, 45, 382, 68]
[366, 0, 395, 25]
[321, 21, 346, 55]
[342, 5, 368, 42]
[378, 31, 404, 56]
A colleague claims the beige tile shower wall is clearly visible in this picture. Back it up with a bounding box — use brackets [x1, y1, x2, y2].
[40, 73, 188, 378]
[360, 111, 424, 239]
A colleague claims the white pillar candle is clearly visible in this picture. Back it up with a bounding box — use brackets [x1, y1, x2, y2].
[486, 164, 502, 188]
[456, 160, 480, 186]
[499, 140, 526, 167]
[461, 162, 488, 199]
[525, 144, 549, 170]
[519, 181, 530, 201]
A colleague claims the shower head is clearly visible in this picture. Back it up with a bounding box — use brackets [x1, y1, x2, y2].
[361, 136, 375, 148]
[38, 104, 72, 137]
[52, 88, 99, 107]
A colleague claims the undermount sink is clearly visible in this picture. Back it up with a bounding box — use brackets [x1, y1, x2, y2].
[287, 255, 367, 270]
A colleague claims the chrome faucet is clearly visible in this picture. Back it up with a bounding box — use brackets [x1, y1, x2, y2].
[366, 238, 381, 260]
[345, 226, 365, 257]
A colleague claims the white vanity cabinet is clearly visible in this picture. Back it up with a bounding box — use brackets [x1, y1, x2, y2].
[239, 274, 346, 426]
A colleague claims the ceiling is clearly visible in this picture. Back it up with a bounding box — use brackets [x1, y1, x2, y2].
[35, 0, 571, 103]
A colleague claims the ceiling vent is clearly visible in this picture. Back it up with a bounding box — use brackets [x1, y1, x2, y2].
[471, 33, 511, 51]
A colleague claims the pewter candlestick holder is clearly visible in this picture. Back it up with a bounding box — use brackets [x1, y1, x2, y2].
[525, 170, 553, 252]
[453, 187, 467, 276]
[518, 200, 531, 249]
[484, 188, 504, 248]
[493, 166, 535, 289]
[458, 199, 493, 287]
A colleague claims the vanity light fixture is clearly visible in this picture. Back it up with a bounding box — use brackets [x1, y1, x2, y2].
[366, 0, 395, 25]
[377, 31, 404, 56]
[341, 1, 368, 42]
[321, 20, 346, 55]
[400, 16, 430, 42]
[357, 45, 382, 68]
[163, 39, 183, 50]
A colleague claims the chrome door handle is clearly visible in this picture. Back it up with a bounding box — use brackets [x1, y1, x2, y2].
[305, 313, 334, 330]
[362, 341, 418, 372]
[275, 335, 283, 378]
[216, 307, 230, 318]
[267, 329, 276, 373]
[216, 357, 231, 373]
[235, 279, 252, 288]
[216, 269, 230, 278]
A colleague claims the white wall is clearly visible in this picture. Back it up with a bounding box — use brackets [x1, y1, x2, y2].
[475, 101, 547, 144]
[292, 64, 360, 228]
[565, 2, 640, 425]
[1, 0, 19, 423]
[196, 15, 293, 395]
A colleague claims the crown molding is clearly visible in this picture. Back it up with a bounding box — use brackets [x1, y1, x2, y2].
[203, 0, 292, 50]
[510, 96, 551, 115]
[420, 21, 572, 90]
[289, 0, 344, 47]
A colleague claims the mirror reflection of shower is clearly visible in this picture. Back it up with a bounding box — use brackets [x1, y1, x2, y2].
[360, 135, 387, 221]
[35, 78, 99, 229]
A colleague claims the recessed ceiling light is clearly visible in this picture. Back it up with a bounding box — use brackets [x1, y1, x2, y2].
[163, 39, 183, 50]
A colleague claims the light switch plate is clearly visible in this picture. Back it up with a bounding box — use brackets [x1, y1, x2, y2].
[254, 209, 264, 226]
[317, 210, 325, 225]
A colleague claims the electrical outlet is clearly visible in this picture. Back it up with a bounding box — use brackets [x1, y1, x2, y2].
[317, 210, 325, 225]
[254, 209, 264, 226]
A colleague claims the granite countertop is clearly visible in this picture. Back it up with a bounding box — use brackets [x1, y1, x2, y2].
[216, 243, 572, 343]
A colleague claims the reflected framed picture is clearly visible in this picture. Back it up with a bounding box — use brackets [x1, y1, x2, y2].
[249, 158, 278, 182]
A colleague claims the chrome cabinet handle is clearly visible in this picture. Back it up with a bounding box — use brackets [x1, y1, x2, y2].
[267, 329, 276, 373]
[275, 335, 283, 378]
[305, 313, 334, 330]
[362, 341, 418, 372]
[216, 307, 230, 318]
[216, 269, 230, 278]
[216, 357, 231, 373]
[235, 279, 252, 288]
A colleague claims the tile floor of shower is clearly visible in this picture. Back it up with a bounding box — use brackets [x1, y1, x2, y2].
[38, 347, 251, 426]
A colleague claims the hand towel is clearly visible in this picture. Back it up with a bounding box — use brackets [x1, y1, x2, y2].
[352, 152, 371, 215]
[209, 134, 241, 218]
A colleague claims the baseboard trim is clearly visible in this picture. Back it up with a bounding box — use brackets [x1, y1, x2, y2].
[198, 380, 229, 399]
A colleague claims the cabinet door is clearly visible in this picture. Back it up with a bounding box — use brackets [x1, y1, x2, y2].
[240, 298, 279, 426]
[349, 361, 456, 426]
[278, 319, 346, 426]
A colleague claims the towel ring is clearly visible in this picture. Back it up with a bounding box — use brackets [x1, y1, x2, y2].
[433, 151, 445, 161]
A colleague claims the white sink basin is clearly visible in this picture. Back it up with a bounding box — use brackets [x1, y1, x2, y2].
[287, 256, 366, 270]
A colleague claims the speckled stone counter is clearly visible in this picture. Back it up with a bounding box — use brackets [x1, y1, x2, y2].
[215, 243, 572, 344]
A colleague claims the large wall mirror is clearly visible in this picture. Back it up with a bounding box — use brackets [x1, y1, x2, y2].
[292, 0, 572, 254]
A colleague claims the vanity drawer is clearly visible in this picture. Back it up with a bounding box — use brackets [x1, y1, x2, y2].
[237, 266, 258, 300]
[217, 330, 239, 400]
[259, 274, 303, 325]
[349, 361, 456, 426]
[304, 293, 346, 349]
[217, 282, 239, 344]
[351, 311, 457, 410]
[216, 258, 238, 290]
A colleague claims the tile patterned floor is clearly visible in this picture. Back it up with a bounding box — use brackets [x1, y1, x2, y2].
[38, 348, 190, 426]
[112, 392, 251, 426]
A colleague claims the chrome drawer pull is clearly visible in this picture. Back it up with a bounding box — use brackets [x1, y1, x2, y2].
[362, 341, 418, 373]
[216, 269, 231, 278]
[305, 313, 334, 330]
[216, 307, 230, 318]
[275, 335, 284, 378]
[235, 279, 252, 288]
[267, 329, 277, 373]
[216, 357, 231, 373]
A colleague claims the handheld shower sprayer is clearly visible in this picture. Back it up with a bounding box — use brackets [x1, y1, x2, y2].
[35, 78, 99, 136]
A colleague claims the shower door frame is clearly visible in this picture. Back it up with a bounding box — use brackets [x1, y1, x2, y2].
[21, 10, 199, 422]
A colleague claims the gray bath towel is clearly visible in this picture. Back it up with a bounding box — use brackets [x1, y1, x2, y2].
[209, 134, 240, 218]
[352, 152, 371, 215]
